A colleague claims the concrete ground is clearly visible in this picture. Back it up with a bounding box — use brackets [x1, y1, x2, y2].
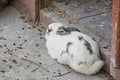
[0, 6, 113, 80]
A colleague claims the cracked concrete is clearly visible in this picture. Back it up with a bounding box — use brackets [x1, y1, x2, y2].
[0, 6, 113, 80]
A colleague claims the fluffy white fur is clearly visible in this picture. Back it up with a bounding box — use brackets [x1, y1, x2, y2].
[45, 23, 104, 75]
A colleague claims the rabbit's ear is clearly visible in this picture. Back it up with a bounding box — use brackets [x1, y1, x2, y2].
[57, 27, 70, 35]
[66, 27, 80, 32]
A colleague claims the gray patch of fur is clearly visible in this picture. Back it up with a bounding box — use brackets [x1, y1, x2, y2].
[65, 27, 80, 32]
[57, 27, 70, 35]
[54, 58, 57, 61]
[78, 61, 87, 65]
[57, 27, 80, 35]
[84, 40, 93, 54]
[78, 36, 83, 40]
[61, 51, 65, 56]
[71, 54, 73, 58]
[66, 42, 73, 54]
[78, 36, 93, 55]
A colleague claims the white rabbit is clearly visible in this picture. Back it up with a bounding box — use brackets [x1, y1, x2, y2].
[45, 22, 104, 75]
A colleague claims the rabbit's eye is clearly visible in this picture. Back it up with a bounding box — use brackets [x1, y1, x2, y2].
[48, 29, 52, 33]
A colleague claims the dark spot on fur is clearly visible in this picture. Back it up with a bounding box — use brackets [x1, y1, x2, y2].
[47, 29, 52, 34]
[71, 54, 73, 58]
[61, 51, 65, 56]
[54, 58, 57, 61]
[57, 27, 80, 35]
[65, 27, 80, 32]
[66, 42, 73, 54]
[78, 61, 87, 65]
[57, 27, 70, 35]
[78, 36, 83, 40]
[84, 40, 93, 54]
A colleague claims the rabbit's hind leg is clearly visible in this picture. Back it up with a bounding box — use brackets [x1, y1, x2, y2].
[85, 60, 104, 75]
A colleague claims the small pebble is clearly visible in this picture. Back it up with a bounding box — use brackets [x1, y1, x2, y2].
[0, 45, 3, 48]
[99, 39, 102, 41]
[24, 56, 27, 58]
[103, 46, 108, 49]
[0, 36, 4, 39]
[27, 53, 29, 56]
[14, 49, 17, 51]
[28, 27, 31, 29]
[0, 70, 5, 73]
[58, 72, 61, 75]
[18, 36, 21, 38]
[17, 47, 23, 49]
[19, 44, 22, 46]
[53, 72, 56, 74]
[39, 33, 42, 35]
[10, 53, 13, 55]
[24, 20, 28, 23]
[11, 50, 13, 52]
[46, 77, 49, 79]
[38, 55, 41, 57]
[27, 65, 30, 67]
[2, 60, 7, 62]
[20, 16, 25, 19]
[4, 52, 6, 54]
[13, 43, 16, 46]
[0, 29, 3, 31]
[22, 28, 25, 30]
[39, 62, 42, 65]
[35, 43, 39, 47]
[24, 40, 27, 42]
[3, 38, 6, 40]
[12, 59, 17, 64]
[58, 70, 60, 72]
[9, 65, 12, 69]
[40, 37, 43, 39]
[2, 76, 5, 78]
